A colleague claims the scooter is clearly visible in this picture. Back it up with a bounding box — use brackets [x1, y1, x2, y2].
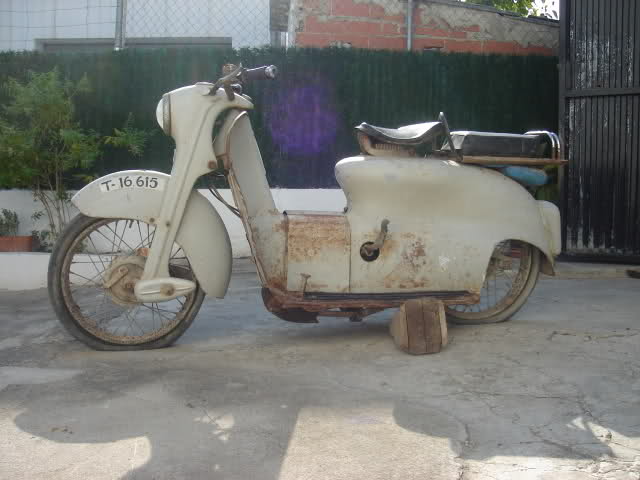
[48, 64, 564, 351]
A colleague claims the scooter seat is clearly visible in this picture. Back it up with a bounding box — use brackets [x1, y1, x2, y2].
[355, 121, 444, 146]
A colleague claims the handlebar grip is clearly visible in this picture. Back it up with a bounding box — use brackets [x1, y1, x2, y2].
[242, 65, 278, 81]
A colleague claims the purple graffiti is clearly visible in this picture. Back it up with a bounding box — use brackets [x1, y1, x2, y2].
[266, 80, 338, 156]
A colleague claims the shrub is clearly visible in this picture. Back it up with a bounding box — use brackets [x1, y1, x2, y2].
[0, 69, 152, 245]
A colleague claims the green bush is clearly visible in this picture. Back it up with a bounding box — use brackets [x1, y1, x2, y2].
[0, 68, 152, 243]
[0, 209, 19, 236]
[0, 47, 558, 188]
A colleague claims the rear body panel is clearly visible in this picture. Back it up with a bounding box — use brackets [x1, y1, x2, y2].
[336, 156, 559, 295]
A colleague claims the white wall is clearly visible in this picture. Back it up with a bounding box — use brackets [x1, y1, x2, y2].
[0, 187, 346, 290]
[0, 190, 61, 237]
[0, 188, 347, 258]
[0, 0, 117, 51]
[0, 0, 270, 51]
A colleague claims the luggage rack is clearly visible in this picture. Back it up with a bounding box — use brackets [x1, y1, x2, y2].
[457, 131, 566, 166]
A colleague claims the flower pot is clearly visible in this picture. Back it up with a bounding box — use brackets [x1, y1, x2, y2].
[0, 236, 34, 252]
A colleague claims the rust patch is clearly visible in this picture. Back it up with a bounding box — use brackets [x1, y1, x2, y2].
[285, 213, 351, 293]
[249, 220, 287, 291]
[383, 237, 433, 290]
[413, 241, 426, 257]
[267, 286, 477, 311]
[287, 215, 349, 263]
[261, 288, 318, 323]
[272, 221, 286, 233]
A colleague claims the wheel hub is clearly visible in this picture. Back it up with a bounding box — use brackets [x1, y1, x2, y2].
[103, 256, 146, 306]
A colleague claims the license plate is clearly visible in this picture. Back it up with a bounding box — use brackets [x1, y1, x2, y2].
[99, 175, 166, 193]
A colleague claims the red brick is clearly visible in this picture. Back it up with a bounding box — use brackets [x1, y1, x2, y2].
[381, 14, 406, 23]
[332, 0, 369, 17]
[448, 30, 467, 39]
[423, 27, 467, 39]
[444, 39, 483, 53]
[413, 37, 445, 50]
[414, 26, 449, 37]
[348, 20, 382, 35]
[483, 40, 520, 54]
[304, 17, 384, 36]
[296, 33, 333, 47]
[305, 16, 346, 34]
[370, 4, 386, 18]
[381, 22, 399, 35]
[369, 36, 406, 51]
[463, 24, 482, 33]
[330, 34, 370, 48]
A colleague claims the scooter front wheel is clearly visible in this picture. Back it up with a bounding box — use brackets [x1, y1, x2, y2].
[445, 240, 540, 325]
[48, 214, 205, 350]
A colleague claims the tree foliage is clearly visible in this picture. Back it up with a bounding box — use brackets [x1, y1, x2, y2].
[465, 0, 534, 16]
[0, 69, 152, 245]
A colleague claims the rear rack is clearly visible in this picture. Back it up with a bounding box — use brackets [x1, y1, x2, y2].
[460, 130, 566, 166]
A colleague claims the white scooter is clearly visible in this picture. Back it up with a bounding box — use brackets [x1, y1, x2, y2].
[48, 64, 564, 351]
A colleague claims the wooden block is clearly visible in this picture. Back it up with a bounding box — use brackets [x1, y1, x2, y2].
[390, 298, 448, 355]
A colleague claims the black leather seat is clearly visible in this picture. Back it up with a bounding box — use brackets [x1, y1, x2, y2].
[355, 121, 444, 146]
[446, 131, 545, 157]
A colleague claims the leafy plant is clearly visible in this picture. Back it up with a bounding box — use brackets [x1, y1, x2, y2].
[0, 209, 19, 236]
[465, 0, 534, 15]
[0, 69, 152, 246]
[104, 113, 153, 157]
[537, 1, 559, 19]
[29, 210, 52, 251]
[30, 230, 53, 252]
[464, 0, 557, 17]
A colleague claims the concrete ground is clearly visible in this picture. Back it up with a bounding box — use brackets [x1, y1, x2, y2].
[0, 265, 639, 480]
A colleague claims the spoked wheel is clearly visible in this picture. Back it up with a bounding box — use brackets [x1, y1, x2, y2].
[446, 240, 540, 325]
[48, 214, 205, 350]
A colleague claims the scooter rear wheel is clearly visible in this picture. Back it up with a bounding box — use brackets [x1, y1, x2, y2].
[445, 240, 540, 325]
[48, 214, 205, 350]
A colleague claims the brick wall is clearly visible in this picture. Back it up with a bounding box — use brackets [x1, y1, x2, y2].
[288, 0, 559, 55]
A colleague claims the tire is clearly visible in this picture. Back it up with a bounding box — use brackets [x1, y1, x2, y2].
[446, 241, 541, 325]
[48, 214, 205, 350]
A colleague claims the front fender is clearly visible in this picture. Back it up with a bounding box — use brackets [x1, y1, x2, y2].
[72, 170, 232, 298]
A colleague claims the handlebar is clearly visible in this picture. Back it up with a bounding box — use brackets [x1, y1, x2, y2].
[214, 63, 278, 100]
[241, 65, 278, 82]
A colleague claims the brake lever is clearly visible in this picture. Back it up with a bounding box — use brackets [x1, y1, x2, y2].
[213, 63, 244, 99]
[215, 63, 243, 87]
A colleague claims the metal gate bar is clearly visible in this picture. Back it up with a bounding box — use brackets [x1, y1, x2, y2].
[559, 0, 640, 261]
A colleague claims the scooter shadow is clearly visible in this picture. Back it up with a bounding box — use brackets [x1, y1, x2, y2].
[178, 274, 397, 349]
[10, 351, 629, 480]
[8, 277, 640, 478]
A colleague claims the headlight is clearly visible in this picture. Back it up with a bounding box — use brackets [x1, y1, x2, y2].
[155, 94, 171, 136]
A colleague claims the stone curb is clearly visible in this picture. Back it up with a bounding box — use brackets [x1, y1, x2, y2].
[554, 261, 639, 279]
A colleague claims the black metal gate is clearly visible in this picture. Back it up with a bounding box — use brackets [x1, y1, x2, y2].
[560, 0, 640, 261]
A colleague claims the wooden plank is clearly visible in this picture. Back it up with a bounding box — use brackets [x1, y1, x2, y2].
[405, 299, 427, 354]
[460, 156, 568, 166]
[390, 299, 448, 355]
